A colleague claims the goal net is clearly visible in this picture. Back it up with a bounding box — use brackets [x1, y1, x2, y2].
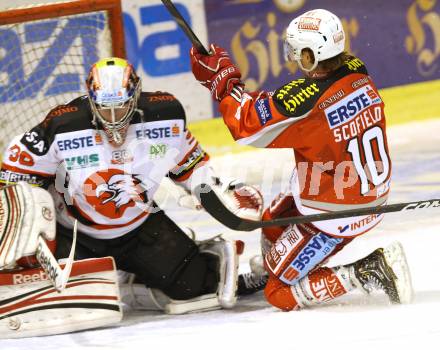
[0, 0, 125, 154]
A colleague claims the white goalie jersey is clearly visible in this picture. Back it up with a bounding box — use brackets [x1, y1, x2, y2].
[0, 92, 213, 239]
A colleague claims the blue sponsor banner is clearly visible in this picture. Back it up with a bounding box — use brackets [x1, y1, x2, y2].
[123, 3, 192, 77]
[324, 85, 382, 129]
[205, 0, 440, 91]
[281, 232, 343, 285]
[254, 98, 273, 125]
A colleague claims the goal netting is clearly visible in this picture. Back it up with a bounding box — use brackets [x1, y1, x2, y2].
[0, 0, 125, 154]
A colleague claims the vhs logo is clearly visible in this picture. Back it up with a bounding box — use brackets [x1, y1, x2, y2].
[325, 85, 382, 129]
[65, 153, 99, 170]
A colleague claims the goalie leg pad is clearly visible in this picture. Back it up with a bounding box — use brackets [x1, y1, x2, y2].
[120, 280, 221, 315]
[198, 237, 239, 309]
[164, 293, 220, 314]
[120, 237, 241, 314]
[0, 257, 121, 338]
[120, 274, 170, 312]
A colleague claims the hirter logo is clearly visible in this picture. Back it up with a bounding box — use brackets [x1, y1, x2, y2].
[83, 169, 148, 219]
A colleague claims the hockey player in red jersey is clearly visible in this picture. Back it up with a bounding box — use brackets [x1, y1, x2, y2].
[190, 9, 413, 310]
[0, 57, 263, 336]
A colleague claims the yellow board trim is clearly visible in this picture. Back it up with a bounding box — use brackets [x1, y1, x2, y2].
[188, 79, 440, 156]
[380, 79, 440, 125]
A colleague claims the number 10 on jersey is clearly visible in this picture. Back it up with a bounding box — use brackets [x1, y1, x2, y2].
[347, 126, 390, 195]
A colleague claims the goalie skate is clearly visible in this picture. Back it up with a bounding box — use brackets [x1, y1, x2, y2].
[351, 241, 413, 304]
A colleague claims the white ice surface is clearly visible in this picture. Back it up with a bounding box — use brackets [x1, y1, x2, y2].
[3, 119, 440, 349]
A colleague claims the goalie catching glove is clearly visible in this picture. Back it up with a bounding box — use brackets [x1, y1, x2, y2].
[190, 44, 244, 101]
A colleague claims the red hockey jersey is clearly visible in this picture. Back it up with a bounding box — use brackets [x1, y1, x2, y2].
[220, 57, 391, 237]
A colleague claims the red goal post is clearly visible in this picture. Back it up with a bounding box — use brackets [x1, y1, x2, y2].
[0, 0, 125, 154]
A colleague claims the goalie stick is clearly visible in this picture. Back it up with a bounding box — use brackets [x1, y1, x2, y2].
[161, 0, 210, 55]
[36, 219, 78, 291]
[195, 184, 440, 231]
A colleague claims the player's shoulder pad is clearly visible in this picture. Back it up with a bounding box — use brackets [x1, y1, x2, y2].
[272, 77, 333, 118]
[136, 91, 187, 127]
[272, 56, 369, 118]
[340, 56, 369, 75]
[20, 96, 93, 156]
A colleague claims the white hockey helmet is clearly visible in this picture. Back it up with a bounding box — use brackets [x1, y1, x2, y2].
[284, 9, 345, 71]
[86, 57, 141, 145]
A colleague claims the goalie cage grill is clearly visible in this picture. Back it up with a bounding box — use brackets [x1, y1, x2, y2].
[0, 0, 125, 154]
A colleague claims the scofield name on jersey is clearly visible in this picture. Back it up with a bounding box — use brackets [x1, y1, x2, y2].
[324, 84, 382, 129]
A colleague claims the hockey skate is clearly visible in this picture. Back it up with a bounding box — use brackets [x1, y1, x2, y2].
[237, 271, 268, 295]
[237, 255, 268, 296]
[350, 241, 413, 304]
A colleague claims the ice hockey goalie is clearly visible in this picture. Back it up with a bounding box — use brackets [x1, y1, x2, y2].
[0, 181, 253, 338]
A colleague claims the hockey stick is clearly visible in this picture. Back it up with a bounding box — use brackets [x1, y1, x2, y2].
[161, 0, 210, 55]
[36, 220, 77, 292]
[195, 184, 440, 231]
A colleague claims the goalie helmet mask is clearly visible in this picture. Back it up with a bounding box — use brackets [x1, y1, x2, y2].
[284, 9, 345, 72]
[86, 57, 141, 145]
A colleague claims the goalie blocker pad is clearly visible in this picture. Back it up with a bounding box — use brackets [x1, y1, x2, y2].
[0, 256, 122, 339]
[0, 182, 56, 269]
